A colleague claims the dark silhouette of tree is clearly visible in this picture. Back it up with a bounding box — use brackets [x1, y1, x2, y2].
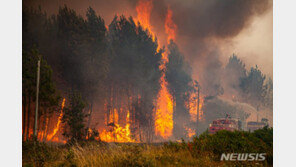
[22, 47, 60, 140]
[223, 54, 247, 100]
[107, 15, 162, 141]
[166, 40, 193, 139]
[62, 90, 87, 142]
[82, 7, 109, 131]
[225, 54, 247, 89]
[264, 77, 273, 110]
[240, 65, 266, 110]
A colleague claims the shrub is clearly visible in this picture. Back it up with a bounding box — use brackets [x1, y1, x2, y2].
[190, 127, 273, 165]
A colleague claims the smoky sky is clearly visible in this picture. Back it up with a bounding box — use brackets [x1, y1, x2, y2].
[24, 0, 272, 95]
[23, 0, 271, 38]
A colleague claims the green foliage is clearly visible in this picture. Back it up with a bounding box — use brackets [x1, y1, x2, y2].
[264, 77, 273, 109]
[240, 65, 267, 109]
[22, 141, 62, 167]
[62, 91, 87, 142]
[22, 46, 60, 140]
[23, 128, 273, 167]
[23, 47, 60, 107]
[224, 54, 273, 111]
[191, 128, 273, 165]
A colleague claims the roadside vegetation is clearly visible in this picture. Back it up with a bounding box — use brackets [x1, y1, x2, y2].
[23, 127, 272, 167]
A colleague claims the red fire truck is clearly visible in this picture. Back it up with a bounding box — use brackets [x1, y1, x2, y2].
[209, 115, 241, 134]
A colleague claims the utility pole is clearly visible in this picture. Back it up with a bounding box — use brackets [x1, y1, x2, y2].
[34, 60, 40, 137]
[197, 84, 200, 122]
[256, 105, 259, 122]
[194, 81, 200, 129]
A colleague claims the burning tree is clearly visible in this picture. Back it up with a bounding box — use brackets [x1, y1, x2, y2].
[22, 47, 60, 141]
[165, 40, 194, 139]
[22, 2, 273, 144]
[62, 90, 87, 142]
[104, 15, 162, 142]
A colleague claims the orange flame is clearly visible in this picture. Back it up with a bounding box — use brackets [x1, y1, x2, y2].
[198, 97, 204, 121]
[135, 0, 178, 140]
[155, 75, 174, 139]
[185, 127, 196, 138]
[46, 98, 65, 141]
[165, 7, 177, 43]
[135, 0, 155, 39]
[189, 92, 204, 122]
[100, 109, 136, 143]
[189, 93, 198, 122]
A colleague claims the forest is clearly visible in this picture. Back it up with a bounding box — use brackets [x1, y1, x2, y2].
[21, 2, 274, 166]
[22, 5, 273, 143]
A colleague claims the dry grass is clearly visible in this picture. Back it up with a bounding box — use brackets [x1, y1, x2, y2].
[23, 128, 272, 167]
[23, 141, 227, 167]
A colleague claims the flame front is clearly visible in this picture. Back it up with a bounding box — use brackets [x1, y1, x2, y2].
[47, 98, 66, 141]
[100, 109, 135, 143]
[186, 127, 196, 138]
[135, 0, 153, 32]
[135, 0, 176, 139]
[189, 92, 204, 122]
[155, 74, 174, 139]
[165, 7, 177, 43]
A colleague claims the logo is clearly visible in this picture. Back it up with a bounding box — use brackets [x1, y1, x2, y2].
[220, 153, 266, 161]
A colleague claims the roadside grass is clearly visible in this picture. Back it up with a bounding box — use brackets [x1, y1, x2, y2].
[23, 127, 272, 167]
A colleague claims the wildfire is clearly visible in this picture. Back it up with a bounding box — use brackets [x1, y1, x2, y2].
[189, 92, 204, 122]
[155, 74, 174, 139]
[100, 109, 135, 143]
[135, 0, 176, 140]
[46, 98, 66, 141]
[198, 97, 204, 121]
[186, 127, 196, 138]
[135, 0, 155, 40]
[165, 7, 177, 43]
[189, 93, 198, 122]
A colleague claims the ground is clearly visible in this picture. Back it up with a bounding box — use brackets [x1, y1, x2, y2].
[23, 128, 273, 167]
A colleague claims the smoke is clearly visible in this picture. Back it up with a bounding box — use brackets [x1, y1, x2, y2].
[25, 0, 271, 95]
[164, 0, 271, 95]
[200, 96, 271, 133]
[23, 0, 272, 129]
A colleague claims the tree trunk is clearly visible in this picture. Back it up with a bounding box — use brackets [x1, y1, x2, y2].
[22, 94, 27, 141]
[197, 87, 200, 129]
[44, 116, 49, 142]
[26, 95, 31, 140]
[87, 102, 93, 138]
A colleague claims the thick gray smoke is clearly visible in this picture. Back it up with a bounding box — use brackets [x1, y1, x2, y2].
[23, 0, 272, 128]
[165, 0, 271, 95]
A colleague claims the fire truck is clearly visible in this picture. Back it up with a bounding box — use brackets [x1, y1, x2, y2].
[209, 115, 241, 134]
[247, 118, 268, 132]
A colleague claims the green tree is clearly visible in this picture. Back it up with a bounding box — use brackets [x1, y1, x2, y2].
[62, 90, 87, 142]
[240, 65, 266, 110]
[22, 47, 60, 140]
[264, 77, 273, 110]
[224, 54, 247, 98]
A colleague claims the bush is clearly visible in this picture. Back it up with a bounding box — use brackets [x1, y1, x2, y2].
[190, 127, 273, 165]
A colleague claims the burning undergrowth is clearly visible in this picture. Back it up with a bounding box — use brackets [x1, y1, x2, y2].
[22, 0, 272, 144]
